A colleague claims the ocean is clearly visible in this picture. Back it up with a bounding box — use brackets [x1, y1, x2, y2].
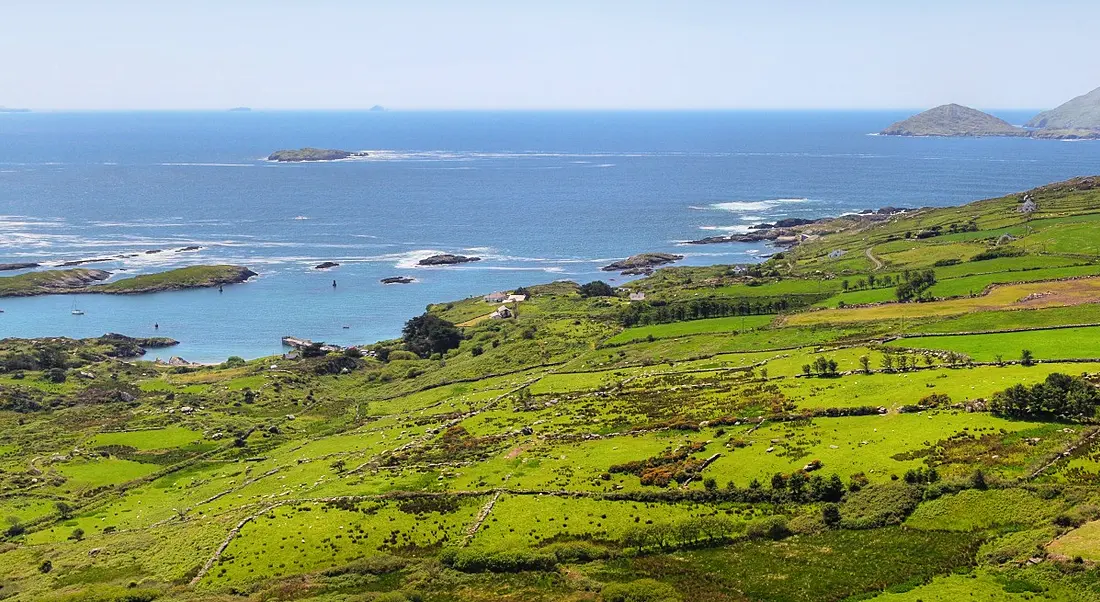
[1, 110, 1098, 362]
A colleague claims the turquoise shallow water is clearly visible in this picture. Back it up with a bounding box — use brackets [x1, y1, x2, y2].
[1, 110, 1098, 361]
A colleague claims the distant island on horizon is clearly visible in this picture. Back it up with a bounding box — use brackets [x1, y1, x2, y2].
[881, 86, 1100, 139]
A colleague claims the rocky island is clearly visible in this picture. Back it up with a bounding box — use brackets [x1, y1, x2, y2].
[602, 253, 683, 275]
[381, 276, 415, 284]
[417, 254, 481, 266]
[0, 265, 256, 297]
[314, 262, 340, 270]
[880, 104, 1026, 137]
[882, 87, 1100, 140]
[267, 148, 369, 162]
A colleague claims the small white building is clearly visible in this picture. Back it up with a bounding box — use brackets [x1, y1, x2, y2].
[1018, 198, 1037, 214]
[490, 305, 513, 319]
[629, 292, 646, 302]
[506, 294, 527, 303]
[484, 291, 509, 303]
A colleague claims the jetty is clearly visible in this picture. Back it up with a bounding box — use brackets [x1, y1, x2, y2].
[281, 336, 343, 353]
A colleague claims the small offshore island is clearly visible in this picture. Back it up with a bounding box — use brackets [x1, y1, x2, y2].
[267, 148, 368, 162]
[882, 85, 1100, 139]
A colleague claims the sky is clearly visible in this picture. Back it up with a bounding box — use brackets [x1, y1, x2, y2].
[1, 0, 1098, 111]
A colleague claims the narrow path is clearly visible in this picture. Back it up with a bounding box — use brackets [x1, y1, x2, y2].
[866, 247, 884, 271]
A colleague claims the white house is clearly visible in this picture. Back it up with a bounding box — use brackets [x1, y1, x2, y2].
[506, 294, 527, 303]
[484, 291, 508, 303]
[629, 292, 646, 302]
[490, 305, 513, 319]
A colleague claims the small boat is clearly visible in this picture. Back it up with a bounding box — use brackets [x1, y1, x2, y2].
[342, 325, 350, 329]
[70, 301, 84, 315]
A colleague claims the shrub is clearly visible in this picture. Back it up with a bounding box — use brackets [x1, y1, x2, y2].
[544, 541, 612, 563]
[439, 548, 557, 573]
[840, 484, 922, 529]
[223, 356, 246, 368]
[971, 247, 1024, 261]
[745, 515, 791, 540]
[601, 579, 680, 602]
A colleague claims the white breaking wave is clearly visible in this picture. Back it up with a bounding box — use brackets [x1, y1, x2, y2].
[698, 225, 756, 234]
[708, 198, 811, 212]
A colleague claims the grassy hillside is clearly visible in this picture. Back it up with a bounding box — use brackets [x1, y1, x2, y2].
[3, 178, 1100, 601]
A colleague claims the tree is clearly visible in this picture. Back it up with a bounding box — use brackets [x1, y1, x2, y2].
[55, 502, 73, 519]
[770, 472, 787, 490]
[1020, 349, 1035, 366]
[897, 355, 909, 372]
[859, 355, 871, 374]
[69, 528, 84, 541]
[841, 279, 849, 291]
[880, 353, 894, 372]
[578, 281, 615, 298]
[970, 469, 988, 491]
[402, 314, 463, 358]
[895, 269, 936, 302]
[822, 503, 841, 527]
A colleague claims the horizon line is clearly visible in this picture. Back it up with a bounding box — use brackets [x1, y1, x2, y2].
[2, 106, 1050, 113]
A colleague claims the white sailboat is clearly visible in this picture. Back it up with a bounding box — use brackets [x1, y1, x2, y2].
[70, 300, 84, 316]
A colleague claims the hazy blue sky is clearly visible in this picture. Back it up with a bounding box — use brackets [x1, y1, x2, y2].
[2, 0, 1098, 110]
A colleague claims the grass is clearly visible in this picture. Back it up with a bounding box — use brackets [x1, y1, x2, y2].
[96, 265, 254, 293]
[586, 527, 984, 602]
[889, 325, 1100, 361]
[604, 314, 776, 345]
[905, 489, 1057, 531]
[1048, 520, 1100, 560]
[87, 426, 203, 450]
[788, 277, 1100, 325]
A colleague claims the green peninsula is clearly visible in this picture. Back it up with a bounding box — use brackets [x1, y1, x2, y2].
[0, 265, 256, 297]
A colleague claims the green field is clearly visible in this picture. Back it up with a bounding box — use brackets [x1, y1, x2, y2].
[889, 325, 1100, 361]
[4, 177, 1100, 601]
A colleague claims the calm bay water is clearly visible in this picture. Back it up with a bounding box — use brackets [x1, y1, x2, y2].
[1, 110, 1098, 361]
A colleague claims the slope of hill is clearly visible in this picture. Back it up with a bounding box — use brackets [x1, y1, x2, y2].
[1027, 86, 1100, 130]
[880, 104, 1026, 137]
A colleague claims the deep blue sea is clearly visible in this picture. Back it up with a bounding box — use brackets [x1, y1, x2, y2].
[1, 110, 1098, 361]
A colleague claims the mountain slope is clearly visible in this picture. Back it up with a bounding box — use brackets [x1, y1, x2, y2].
[881, 104, 1026, 137]
[1026, 86, 1100, 130]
